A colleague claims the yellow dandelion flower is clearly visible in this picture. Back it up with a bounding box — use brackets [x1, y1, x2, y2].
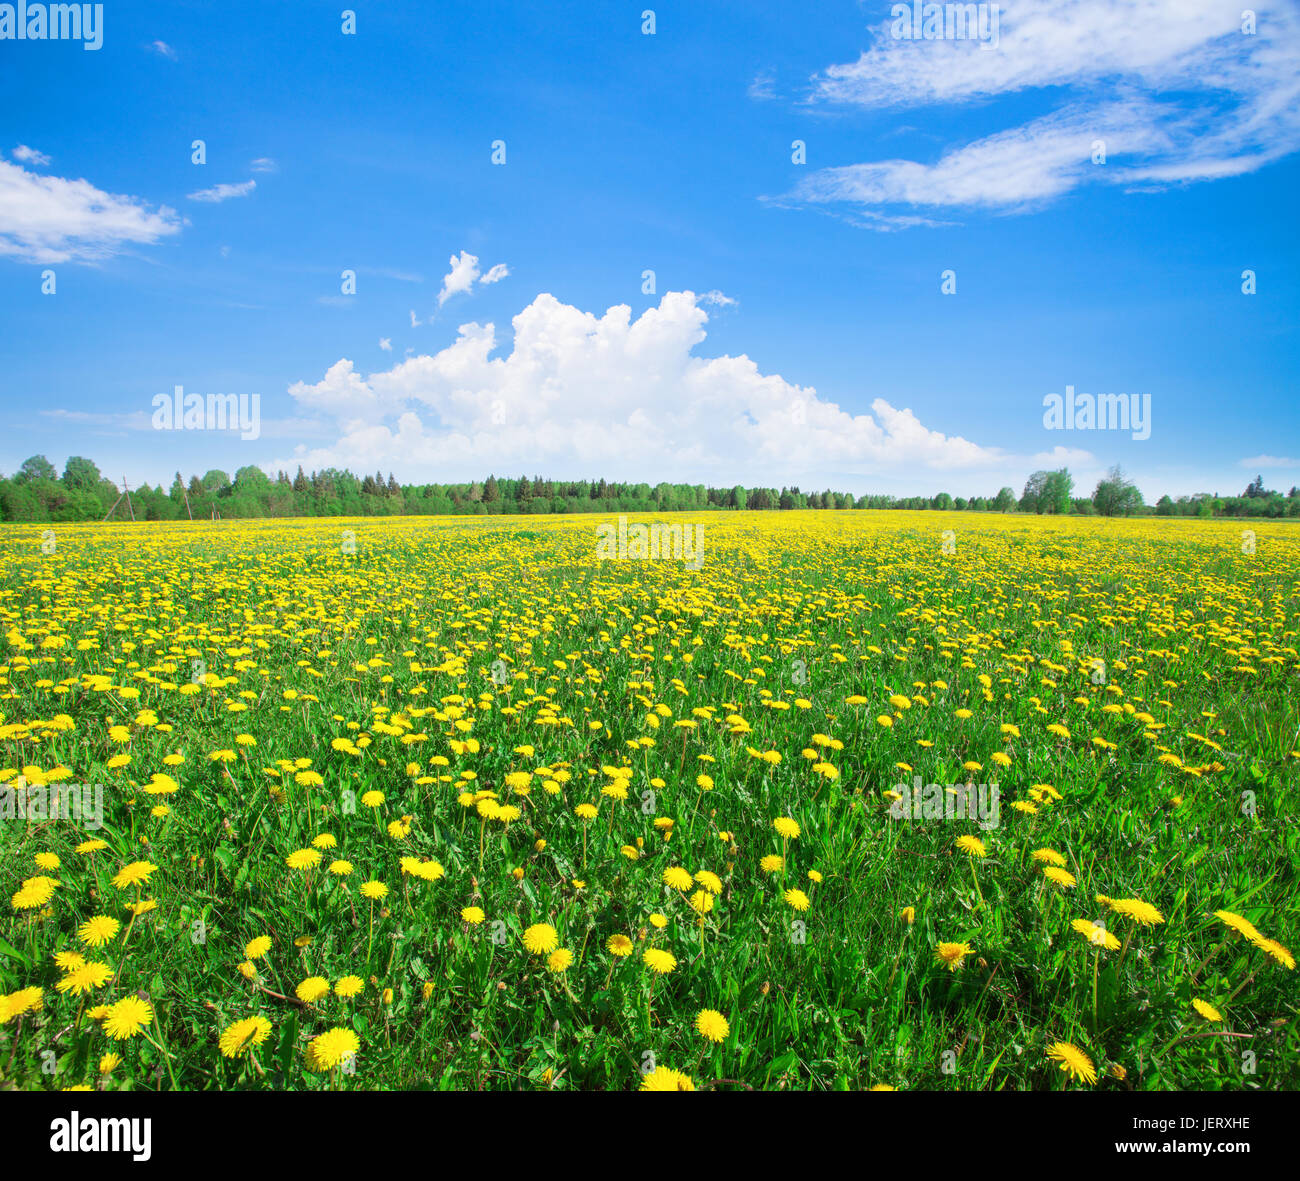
[695, 1008, 729, 1043]
[523, 924, 559, 955]
[1045, 1041, 1096, 1085]
[935, 941, 973, 971]
[219, 1015, 272, 1058]
[643, 948, 677, 974]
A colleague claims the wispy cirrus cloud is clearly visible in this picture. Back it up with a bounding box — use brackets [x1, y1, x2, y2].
[748, 68, 777, 101]
[784, 100, 1173, 218]
[1239, 454, 1299, 469]
[41, 407, 331, 441]
[187, 179, 257, 203]
[779, 0, 1300, 226]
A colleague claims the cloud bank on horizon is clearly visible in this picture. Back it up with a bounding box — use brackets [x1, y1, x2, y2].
[272, 288, 1061, 485]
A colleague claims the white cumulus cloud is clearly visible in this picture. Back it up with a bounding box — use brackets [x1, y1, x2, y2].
[273, 290, 1004, 484]
[436, 250, 510, 307]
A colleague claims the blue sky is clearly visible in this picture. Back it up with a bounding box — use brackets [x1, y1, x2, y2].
[2, 0, 1297, 500]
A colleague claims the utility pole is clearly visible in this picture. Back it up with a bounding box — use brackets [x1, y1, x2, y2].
[102, 477, 135, 523]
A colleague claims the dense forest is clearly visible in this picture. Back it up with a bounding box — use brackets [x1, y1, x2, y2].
[2, 455, 1298, 522]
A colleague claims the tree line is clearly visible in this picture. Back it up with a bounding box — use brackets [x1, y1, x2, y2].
[2, 455, 1297, 522]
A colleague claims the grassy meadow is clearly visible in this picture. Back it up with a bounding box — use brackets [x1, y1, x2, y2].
[0, 510, 1296, 1091]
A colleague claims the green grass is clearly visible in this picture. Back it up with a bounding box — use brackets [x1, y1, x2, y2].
[0, 511, 1296, 1090]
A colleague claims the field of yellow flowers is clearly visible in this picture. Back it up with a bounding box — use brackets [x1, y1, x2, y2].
[1, 511, 1296, 1091]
